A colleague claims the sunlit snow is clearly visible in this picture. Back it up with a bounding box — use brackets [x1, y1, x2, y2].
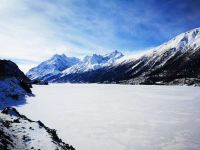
[16, 84, 200, 150]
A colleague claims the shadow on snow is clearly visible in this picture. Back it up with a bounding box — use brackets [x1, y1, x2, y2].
[0, 94, 35, 110]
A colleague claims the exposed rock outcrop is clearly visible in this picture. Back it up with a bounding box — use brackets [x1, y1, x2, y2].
[0, 60, 30, 82]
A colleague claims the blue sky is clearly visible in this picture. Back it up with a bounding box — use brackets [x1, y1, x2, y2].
[0, 0, 199, 72]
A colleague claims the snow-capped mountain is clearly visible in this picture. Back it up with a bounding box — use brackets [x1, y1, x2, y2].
[104, 50, 124, 64]
[27, 54, 80, 80]
[62, 50, 123, 75]
[117, 27, 200, 73]
[27, 27, 200, 85]
[27, 51, 124, 81]
[53, 27, 200, 85]
[116, 27, 200, 64]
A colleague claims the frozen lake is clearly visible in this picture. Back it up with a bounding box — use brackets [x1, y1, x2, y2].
[16, 84, 200, 150]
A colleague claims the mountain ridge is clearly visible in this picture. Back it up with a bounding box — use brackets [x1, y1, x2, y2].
[27, 27, 200, 86]
[27, 50, 124, 81]
[27, 54, 80, 80]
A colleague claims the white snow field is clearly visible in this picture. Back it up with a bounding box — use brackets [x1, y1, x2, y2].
[16, 84, 200, 150]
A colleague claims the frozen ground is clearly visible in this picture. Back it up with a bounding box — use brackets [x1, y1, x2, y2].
[16, 84, 200, 150]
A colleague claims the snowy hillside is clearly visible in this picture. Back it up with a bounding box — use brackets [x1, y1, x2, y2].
[26, 54, 80, 80]
[0, 59, 75, 150]
[0, 107, 75, 150]
[27, 27, 200, 85]
[52, 27, 200, 85]
[117, 27, 200, 64]
[106, 26, 200, 66]
[0, 78, 29, 108]
[0, 59, 32, 109]
[154, 27, 200, 53]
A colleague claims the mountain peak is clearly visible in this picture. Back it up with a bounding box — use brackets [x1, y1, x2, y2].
[51, 54, 67, 60]
[105, 50, 124, 58]
[27, 54, 80, 80]
[113, 50, 122, 54]
[27, 27, 200, 84]
[82, 54, 104, 64]
[159, 27, 200, 51]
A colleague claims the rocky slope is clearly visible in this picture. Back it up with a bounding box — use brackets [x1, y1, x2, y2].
[0, 107, 75, 150]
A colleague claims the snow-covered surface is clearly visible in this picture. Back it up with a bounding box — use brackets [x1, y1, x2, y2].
[16, 84, 200, 150]
[0, 112, 58, 149]
[0, 108, 73, 150]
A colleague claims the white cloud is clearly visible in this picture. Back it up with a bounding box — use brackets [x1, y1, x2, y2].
[0, 0, 195, 72]
[0, 0, 118, 66]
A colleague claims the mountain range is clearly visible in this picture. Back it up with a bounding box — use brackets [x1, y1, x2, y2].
[27, 50, 124, 82]
[27, 27, 200, 86]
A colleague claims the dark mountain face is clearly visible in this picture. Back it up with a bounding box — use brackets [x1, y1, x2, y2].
[143, 48, 200, 85]
[0, 59, 32, 94]
[0, 60, 30, 82]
